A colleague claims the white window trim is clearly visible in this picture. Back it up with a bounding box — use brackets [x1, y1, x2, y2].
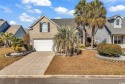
[41, 22, 49, 32]
[113, 35, 123, 44]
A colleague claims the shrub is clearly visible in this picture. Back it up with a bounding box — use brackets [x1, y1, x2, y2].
[79, 44, 85, 49]
[122, 51, 125, 56]
[15, 47, 22, 52]
[28, 45, 32, 51]
[0, 42, 4, 47]
[23, 34, 30, 44]
[75, 48, 82, 55]
[97, 43, 107, 54]
[24, 44, 32, 51]
[97, 43, 122, 56]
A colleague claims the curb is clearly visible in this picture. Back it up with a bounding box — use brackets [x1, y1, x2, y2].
[1, 75, 125, 79]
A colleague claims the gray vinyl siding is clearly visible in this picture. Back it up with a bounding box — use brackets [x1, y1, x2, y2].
[94, 27, 111, 44]
[0, 22, 9, 32]
[14, 27, 26, 39]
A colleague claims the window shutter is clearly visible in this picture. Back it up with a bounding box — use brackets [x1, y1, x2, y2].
[40, 22, 42, 32]
[48, 22, 50, 32]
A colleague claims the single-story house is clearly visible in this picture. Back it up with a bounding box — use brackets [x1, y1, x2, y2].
[0, 19, 26, 39]
[28, 15, 125, 51]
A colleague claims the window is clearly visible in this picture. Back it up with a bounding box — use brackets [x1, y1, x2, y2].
[114, 36, 123, 44]
[40, 22, 49, 32]
[116, 19, 120, 25]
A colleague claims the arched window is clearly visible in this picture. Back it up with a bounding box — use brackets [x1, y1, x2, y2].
[116, 19, 120, 25]
[40, 22, 49, 32]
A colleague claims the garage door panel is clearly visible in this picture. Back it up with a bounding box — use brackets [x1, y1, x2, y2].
[33, 40, 54, 51]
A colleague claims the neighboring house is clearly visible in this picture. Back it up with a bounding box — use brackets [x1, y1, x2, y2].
[5, 25, 26, 38]
[94, 15, 125, 48]
[0, 19, 26, 39]
[29, 15, 125, 51]
[0, 19, 10, 32]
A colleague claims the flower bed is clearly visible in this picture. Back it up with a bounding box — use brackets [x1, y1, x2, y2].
[5, 51, 31, 57]
[96, 54, 125, 62]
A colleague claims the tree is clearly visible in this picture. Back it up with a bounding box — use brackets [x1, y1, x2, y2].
[0, 33, 14, 47]
[54, 26, 79, 56]
[74, 0, 88, 47]
[23, 34, 30, 44]
[87, 0, 107, 48]
[11, 37, 24, 52]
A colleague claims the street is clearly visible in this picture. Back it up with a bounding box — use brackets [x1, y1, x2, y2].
[0, 77, 125, 84]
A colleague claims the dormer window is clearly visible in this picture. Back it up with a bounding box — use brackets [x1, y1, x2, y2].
[40, 22, 50, 32]
[116, 19, 120, 25]
[114, 17, 122, 28]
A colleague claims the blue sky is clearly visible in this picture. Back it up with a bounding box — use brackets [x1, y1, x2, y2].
[0, 0, 125, 28]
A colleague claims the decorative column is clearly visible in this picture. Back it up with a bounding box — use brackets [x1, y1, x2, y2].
[113, 36, 114, 44]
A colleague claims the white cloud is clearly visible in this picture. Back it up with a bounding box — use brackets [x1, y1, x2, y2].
[19, 13, 36, 22]
[0, 5, 12, 13]
[55, 17, 61, 19]
[67, 10, 74, 16]
[27, 9, 42, 14]
[21, 0, 51, 6]
[103, 0, 125, 3]
[54, 7, 74, 16]
[103, 0, 117, 3]
[55, 7, 68, 14]
[9, 21, 17, 25]
[109, 5, 125, 12]
[16, 4, 42, 14]
[25, 5, 32, 9]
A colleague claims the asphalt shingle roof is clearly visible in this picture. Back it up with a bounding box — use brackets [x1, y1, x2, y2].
[5, 25, 21, 35]
[106, 18, 125, 35]
[0, 20, 5, 26]
[51, 18, 77, 28]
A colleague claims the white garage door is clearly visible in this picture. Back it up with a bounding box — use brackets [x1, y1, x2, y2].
[33, 39, 54, 51]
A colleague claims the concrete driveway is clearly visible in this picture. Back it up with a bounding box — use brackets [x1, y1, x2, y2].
[0, 52, 55, 76]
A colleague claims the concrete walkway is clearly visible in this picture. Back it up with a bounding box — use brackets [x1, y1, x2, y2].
[0, 52, 55, 76]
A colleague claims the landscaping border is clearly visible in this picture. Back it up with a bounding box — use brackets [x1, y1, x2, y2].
[96, 54, 125, 62]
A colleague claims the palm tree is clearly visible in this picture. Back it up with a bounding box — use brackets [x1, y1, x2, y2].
[0, 33, 14, 47]
[54, 26, 79, 56]
[0, 37, 4, 47]
[87, 0, 107, 48]
[74, 0, 88, 47]
[11, 37, 23, 52]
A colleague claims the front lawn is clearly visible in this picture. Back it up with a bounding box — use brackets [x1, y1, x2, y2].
[0, 48, 22, 70]
[45, 50, 125, 75]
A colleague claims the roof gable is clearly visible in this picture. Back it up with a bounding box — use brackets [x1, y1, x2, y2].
[108, 14, 124, 20]
[29, 15, 59, 29]
[106, 18, 125, 35]
[5, 25, 24, 35]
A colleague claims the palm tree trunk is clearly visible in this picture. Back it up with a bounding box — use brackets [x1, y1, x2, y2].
[91, 35, 94, 48]
[91, 27, 95, 48]
[83, 26, 86, 47]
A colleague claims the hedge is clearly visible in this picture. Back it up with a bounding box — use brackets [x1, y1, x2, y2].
[97, 43, 122, 56]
